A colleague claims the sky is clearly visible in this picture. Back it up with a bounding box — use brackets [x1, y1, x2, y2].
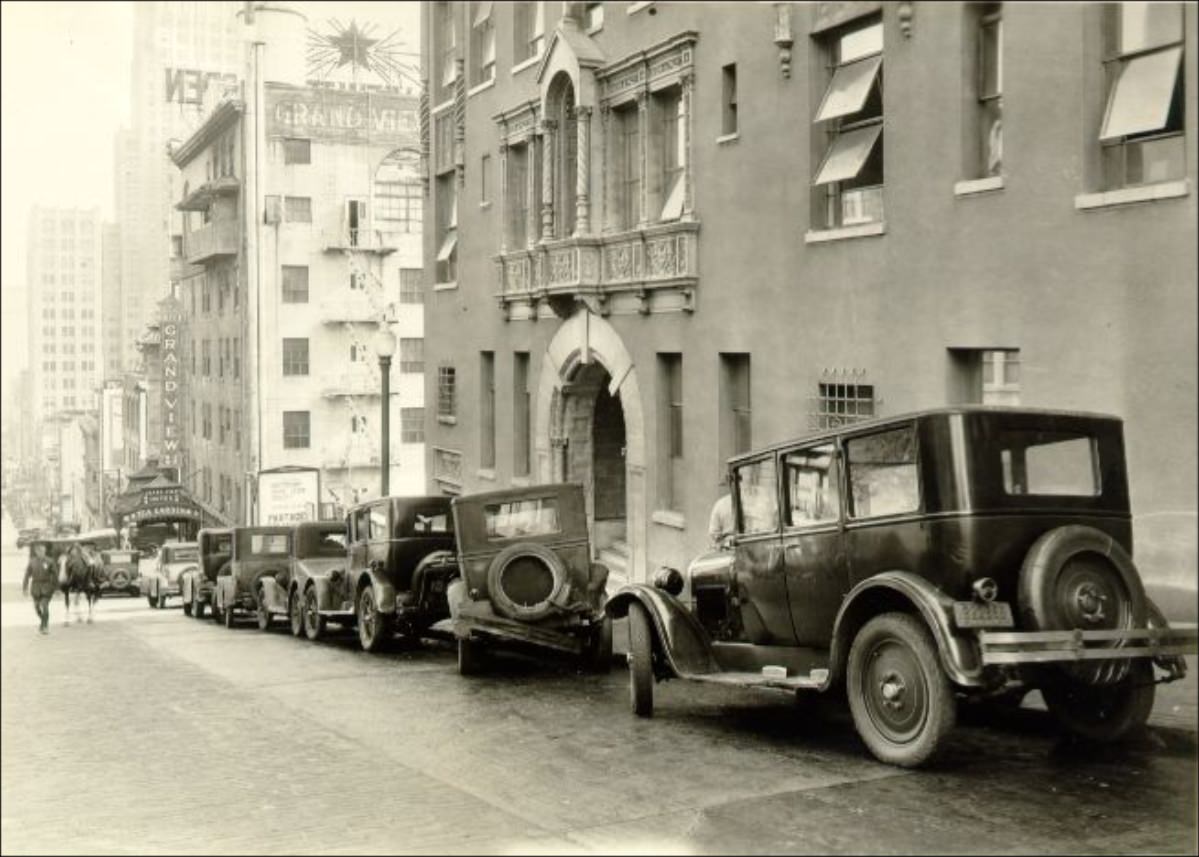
[0, 0, 421, 400]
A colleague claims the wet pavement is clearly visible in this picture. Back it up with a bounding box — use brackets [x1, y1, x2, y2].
[1, 536, 1196, 855]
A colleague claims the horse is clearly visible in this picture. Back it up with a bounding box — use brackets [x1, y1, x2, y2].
[58, 544, 102, 624]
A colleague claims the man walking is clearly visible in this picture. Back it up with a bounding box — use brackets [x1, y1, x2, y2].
[22, 542, 56, 635]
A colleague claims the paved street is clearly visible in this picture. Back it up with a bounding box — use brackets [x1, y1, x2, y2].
[2, 533, 1197, 856]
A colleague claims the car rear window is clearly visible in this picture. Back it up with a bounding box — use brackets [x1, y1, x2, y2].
[165, 547, 198, 563]
[1000, 431, 1100, 497]
[484, 497, 559, 539]
[250, 534, 290, 555]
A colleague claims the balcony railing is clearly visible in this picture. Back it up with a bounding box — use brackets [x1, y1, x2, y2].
[320, 372, 386, 398]
[321, 447, 381, 470]
[495, 220, 698, 318]
[321, 228, 397, 255]
[185, 220, 239, 265]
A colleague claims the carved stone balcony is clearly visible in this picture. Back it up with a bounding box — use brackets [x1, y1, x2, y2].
[494, 220, 699, 320]
[185, 219, 239, 265]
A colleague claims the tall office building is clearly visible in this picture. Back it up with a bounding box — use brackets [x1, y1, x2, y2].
[26, 206, 103, 419]
[114, 1, 243, 371]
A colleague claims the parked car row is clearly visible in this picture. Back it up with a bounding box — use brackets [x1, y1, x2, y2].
[167, 407, 1196, 768]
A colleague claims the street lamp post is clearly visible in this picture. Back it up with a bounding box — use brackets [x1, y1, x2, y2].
[373, 323, 397, 497]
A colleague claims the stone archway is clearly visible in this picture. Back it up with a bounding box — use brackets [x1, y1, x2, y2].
[534, 309, 646, 583]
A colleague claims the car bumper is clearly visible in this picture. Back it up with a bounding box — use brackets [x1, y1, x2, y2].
[977, 624, 1198, 675]
[438, 598, 602, 655]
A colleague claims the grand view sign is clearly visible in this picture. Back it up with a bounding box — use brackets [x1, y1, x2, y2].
[265, 86, 418, 145]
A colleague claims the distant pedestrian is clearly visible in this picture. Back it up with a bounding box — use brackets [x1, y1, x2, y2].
[22, 542, 56, 635]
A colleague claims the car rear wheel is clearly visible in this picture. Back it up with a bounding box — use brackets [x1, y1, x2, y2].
[288, 590, 303, 637]
[458, 636, 484, 676]
[193, 592, 205, 620]
[304, 587, 326, 642]
[223, 601, 235, 629]
[356, 587, 390, 652]
[255, 588, 271, 631]
[847, 612, 955, 768]
[628, 602, 654, 717]
[147, 595, 158, 609]
[581, 615, 614, 674]
[1042, 659, 1155, 742]
[182, 597, 193, 617]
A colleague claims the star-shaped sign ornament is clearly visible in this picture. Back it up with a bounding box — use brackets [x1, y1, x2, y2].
[329, 20, 377, 69]
[306, 18, 420, 89]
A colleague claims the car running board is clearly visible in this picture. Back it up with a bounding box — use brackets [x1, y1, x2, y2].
[687, 668, 830, 692]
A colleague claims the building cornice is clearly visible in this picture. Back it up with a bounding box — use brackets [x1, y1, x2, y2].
[170, 99, 244, 167]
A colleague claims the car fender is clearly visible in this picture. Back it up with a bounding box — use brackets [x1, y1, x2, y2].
[606, 584, 720, 679]
[831, 571, 984, 688]
[258, 577, 288, 614]
[357, 570, 397, 616]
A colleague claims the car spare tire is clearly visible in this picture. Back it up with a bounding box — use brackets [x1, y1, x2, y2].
[486, 542, 569, 622]
[1018, 525, 1146, 686]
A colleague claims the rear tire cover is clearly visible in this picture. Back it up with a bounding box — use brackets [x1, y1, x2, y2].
[485, 542, 569, 622]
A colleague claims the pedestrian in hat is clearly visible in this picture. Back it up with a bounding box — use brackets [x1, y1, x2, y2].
[22, 542, 56, 635]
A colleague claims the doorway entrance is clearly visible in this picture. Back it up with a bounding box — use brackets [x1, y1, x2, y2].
[559, 361, 627, 555]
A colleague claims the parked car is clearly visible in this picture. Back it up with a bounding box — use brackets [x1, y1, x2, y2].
[256, 521, 348, 638]
[140, 540, 199, 609]
[97, 548, 142, 597]
[180, 528, 232, 619]
[440, 484, 612, 675]
[606, 406, 1198, 768]
[325, 495, 460, 652]
[214, 526, 292, 629]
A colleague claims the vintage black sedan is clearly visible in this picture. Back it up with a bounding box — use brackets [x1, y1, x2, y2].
[607, 407, 1197, 768]
[180, 528, 232, 619]
[213, 526, 292, 629]
[440, 484, 612, 675]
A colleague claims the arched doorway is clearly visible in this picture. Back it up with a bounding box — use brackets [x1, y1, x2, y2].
[535, 309, 646, 582]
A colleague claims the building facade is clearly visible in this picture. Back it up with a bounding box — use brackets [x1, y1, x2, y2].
[421, 1, 1198, 590]
[26, 206, 103, 421]
[114, 1, 243, 372]
[172, 4, 426, 525]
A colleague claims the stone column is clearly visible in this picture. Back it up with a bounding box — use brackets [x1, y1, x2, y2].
[574, 105, 592, 235]
[526, 133, 540, 249]
[498, 140, 509, 252]
[680, 71, 695, 220]
[540, 118, 557, 242]
[600, 104, 612, 234]
[636, 90, 649, 228]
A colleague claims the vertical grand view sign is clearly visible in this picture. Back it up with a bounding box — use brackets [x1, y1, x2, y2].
[160, 300, 184, 470]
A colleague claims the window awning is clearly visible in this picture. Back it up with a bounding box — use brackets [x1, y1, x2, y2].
[1100, 46, 1182, 141]
[815, 55, 883, 123]
[437, 231, 458, 262]
[474, 0, 493, 26]
[813, 124, 882, 186]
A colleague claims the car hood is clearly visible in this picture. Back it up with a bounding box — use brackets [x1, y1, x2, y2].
[296, 557, 347, 577]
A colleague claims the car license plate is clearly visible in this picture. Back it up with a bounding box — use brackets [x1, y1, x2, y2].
[953, 601, 1014, 629]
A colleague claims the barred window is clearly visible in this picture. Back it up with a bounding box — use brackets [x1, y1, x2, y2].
[283, 411, 310, 449]
[282, 338, 309, 376]
[438, 365, 457, 419]
[812, 382, 876, 429]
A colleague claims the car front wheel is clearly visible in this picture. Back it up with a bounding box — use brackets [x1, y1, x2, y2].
[255, 589, 271, 631]
[628, 602, 654, 717]
[288, 590, 303, 637]
[1041, 659, 1155, 742]
[193, 592, 205, 620]
[147, 595, 158, 609]
[223, 601, 235, 629]
[356, 587, 390, 652]
[847, 612, 955, 768]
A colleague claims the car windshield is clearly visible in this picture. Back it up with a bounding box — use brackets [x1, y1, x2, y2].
[106, 551, 138, 564]
[164, 546, 198, 563]
[484, 497, 559, 539]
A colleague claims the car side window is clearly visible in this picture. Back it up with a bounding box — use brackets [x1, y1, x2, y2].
[846, 425, 920, 519]
[353, 508, 370, 543]
[785, 443, 840, 526]
[735, 456, 779, 535]
[369, 505, 389, 541]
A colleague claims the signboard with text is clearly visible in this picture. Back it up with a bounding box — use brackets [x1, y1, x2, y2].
[265, 86, 418, 146]
[256, 467, 321, 526]
[159, 299, 184, 469]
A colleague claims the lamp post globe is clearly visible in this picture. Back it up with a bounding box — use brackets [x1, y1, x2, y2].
[374, 324, 397, 496]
